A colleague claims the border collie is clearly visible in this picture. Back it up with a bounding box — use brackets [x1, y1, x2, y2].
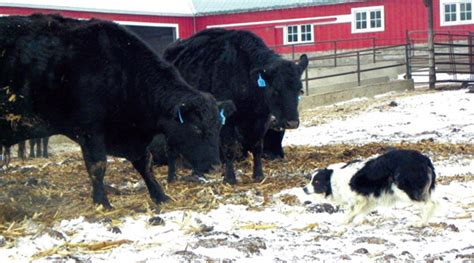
[303, 149, 437, 226]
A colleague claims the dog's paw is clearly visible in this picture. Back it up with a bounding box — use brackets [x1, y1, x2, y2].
[410, 221, 428, 228]
[341, 217, 354, 225]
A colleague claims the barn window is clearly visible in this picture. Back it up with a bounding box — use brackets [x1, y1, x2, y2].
[352, 6, 385, 33]
[301, 24, 312, 42]
[445, 4, 457, 22]
[370, 10, 382, 28]
[355, 12, 367, 29]
[461, 2, 472, 20]
[441, 0, 474, 26]
[287, 25, 299, 43]
[284, 24, 314, 45]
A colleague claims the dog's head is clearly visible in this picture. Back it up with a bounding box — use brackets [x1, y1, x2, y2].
[303, 168, 334, 197]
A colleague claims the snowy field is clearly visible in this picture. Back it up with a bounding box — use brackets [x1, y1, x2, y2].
[0, 88, 473, 262]
[285, 89, 474, 146]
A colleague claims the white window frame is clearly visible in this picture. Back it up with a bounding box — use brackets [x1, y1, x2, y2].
[440, 0, 474, 26]
[351, 6, 385, 33]
[283, 24, 314, 45]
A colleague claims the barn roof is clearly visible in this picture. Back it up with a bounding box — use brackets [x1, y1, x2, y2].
[192, 0, 366, 15]
[0, 0, 366, 16]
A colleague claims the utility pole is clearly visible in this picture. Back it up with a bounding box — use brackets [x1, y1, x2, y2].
[424, 0, 436, 89]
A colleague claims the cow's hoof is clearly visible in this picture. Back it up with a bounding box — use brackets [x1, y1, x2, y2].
[167, 177, 177, 183]
[93, 196, 112, 210]
[223, 177, 237, 185]
[182, 175, 207, 183]
[95, 202, 113, 211]
[253, 175, 265, 182]
[153, 194, 171, 204]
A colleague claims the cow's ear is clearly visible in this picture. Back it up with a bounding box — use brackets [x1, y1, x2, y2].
[298, 54, 309, 75]
[250, 68, 271, 89]
[217, 100, 236, 124]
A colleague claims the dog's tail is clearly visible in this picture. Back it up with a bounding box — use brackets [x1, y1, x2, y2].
[427, 158, 436, 193]
[417, 157, 436, 202]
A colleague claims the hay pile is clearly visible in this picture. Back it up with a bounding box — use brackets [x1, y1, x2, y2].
[0, 141, 473, 243]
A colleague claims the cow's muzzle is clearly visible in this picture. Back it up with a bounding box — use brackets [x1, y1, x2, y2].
[285, 120, 300, 129]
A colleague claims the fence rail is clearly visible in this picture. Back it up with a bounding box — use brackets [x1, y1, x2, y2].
[283, 31, 473, 95]
[299, 44, 408, 95]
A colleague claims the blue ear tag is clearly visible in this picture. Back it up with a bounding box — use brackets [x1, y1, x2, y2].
[257, 73, 266, 89]
[219, 109, 226, 125]
[298, 96, 301, 102]
[178, 108, 184, 124]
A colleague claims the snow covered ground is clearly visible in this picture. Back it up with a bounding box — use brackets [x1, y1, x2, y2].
[285, 89, 474, 146]
[1, 89, 473, 262]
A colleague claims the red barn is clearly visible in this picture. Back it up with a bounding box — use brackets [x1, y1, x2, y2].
[1, 0, 473, 54]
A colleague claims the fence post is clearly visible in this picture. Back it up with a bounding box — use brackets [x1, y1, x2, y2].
[469, 33, 473, 80]
[405, 43, 412, 80]
[425, 0, 436, 89]
[333, 41, 337, 67]
[357, 51, 361, 86]
[292, 45, 295, 60]
[305, 68, 309, 95]
[372, 37, 376, 63]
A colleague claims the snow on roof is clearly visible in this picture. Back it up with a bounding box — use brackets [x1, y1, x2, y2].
[0, 0, 365, 16]
[0, 0, 197, 17]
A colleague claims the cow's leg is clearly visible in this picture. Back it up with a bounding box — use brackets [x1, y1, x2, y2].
[18, 141, 26, 160]
[4, 146, 11, 167]
[166, 147, 178, 183]
[80, 134, 111, 209]
[223, 158, 237, 184]
[35, 138, 42, 158]
[263, 129, 285, 160]
[29, 139, 35, 158]
[221, 125, 239, 185]
[42, 137, 49, 158]
[132, 151, 170, 204]
[250, 139, 265, 182]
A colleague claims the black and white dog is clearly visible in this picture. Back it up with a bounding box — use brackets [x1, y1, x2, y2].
[303, 149, 437, 226]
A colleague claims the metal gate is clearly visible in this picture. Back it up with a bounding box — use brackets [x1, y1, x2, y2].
[407, 30, 474, 85]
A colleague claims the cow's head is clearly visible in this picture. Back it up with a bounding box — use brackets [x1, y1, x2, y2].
[251, 54, 308, 130]
[160, 92, 236, 173]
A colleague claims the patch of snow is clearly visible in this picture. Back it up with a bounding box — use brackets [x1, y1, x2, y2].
[285, 90, 474, 146]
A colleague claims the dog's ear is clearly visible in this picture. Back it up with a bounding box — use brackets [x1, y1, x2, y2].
[325, 169, 334, 179]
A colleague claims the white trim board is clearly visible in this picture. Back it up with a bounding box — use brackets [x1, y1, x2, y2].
[206, 14, 351, 29]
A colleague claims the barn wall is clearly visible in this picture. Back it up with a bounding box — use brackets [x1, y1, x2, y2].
[196, 0, 474, 53]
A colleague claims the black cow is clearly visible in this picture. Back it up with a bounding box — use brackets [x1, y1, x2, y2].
[164, 28, 308, 184]
[0, 14, 228, 208]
